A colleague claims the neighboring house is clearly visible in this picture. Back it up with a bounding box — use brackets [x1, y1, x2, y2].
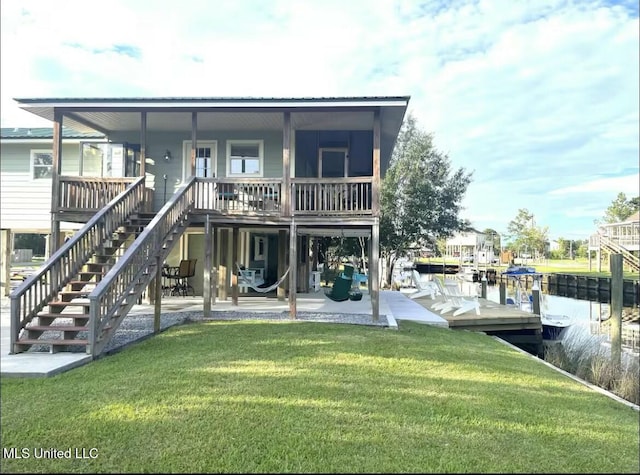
[1, 127, 106, 248]
[445, 230, 495, 264]
[548, 240, 560, 253]
[7, 96, 410, 357]
[588, 211, 640, 272]
[1, 127, 107, 294]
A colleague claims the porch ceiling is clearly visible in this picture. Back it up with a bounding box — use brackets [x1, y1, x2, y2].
[15, 96, 409, 172]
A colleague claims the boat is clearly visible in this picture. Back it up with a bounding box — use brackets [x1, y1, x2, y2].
[502, 266, 573, 340]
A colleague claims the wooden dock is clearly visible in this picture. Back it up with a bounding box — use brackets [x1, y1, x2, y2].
[410, 295, 543, 356]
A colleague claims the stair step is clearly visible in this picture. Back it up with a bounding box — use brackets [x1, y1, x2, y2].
[60, 290, 93, 297]
[48, 301, 90, 308]
[19, 339, 88, 346]
[36, 312, 90, 320]
[27, 325, 88, 332]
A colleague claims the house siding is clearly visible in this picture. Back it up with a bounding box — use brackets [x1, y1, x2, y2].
[110, 130, 284, 212]
[0, 142, 83, 232]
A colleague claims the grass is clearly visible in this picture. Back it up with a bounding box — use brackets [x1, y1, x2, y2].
[1, 320, 639, 473]
[544, 325, 640, 405]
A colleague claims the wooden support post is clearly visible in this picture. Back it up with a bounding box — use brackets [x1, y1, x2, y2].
[1, 229, 11, 297]
[282, 111, 291, 217]
[50, 110, 63, 254]
[532, 289, 541, 316]
[372, 109, 381, 217]
[140, 112, 147, 177]
[610, 254, 623, 368]
[154, 255, 162, 333]
[289, 221, 297, 318]
[371, 220, 380, 322]
[499, 282, 506, 305]
[481, 278, 487, 299]
[232, 227, 239, 306]
[278, 229, 287, 301]
[204, 216, 212, 317]
[191, 112, 197, 176]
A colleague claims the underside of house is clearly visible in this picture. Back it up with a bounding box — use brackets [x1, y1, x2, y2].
[6, 96, 409, 358]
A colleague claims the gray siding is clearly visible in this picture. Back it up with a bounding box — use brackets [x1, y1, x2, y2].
[110, 130, 284, 212]
[0, 142, 83, 232]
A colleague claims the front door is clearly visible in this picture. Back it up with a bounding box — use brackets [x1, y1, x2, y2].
[182, 141, 217, 180]
[319, 147, 348, 178]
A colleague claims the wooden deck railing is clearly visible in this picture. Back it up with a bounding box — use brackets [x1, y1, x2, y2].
[10, 177, 147, 354]
[192, 178, 282, 215]
[58, 176, 374, 218]
[292, 177, 372, 215]
[58, 177, 138, 211]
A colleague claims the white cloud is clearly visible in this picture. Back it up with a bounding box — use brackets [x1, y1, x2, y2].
[0, 0, 638, 240]
[549, 174, 640, 195]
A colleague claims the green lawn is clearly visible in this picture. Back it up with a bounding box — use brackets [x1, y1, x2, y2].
[1, 320, 639, 473]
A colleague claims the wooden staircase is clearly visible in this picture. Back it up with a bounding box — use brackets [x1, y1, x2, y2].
[14, 212, 156, 353]
[11, 176, 197, 357]
[599, 235, 640, 273]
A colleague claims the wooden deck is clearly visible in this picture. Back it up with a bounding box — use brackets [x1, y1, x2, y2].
[410, 294, 543, 355]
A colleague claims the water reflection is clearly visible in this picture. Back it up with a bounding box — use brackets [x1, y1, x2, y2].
[483, 283, 639, 354]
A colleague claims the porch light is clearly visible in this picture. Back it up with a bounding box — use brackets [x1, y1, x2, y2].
[164, 150, 172, 161]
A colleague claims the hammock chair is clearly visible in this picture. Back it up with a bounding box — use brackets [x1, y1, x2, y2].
[236, 263, 291, 293]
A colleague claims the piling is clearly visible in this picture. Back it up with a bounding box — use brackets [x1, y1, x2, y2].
[610, 254, 623, 368]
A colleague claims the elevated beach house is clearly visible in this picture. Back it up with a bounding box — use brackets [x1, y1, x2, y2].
[5, 96, 410, 357]
[588, 211, 640, 272]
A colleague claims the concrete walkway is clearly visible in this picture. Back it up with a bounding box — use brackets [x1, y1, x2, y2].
[1, 288, 447, 378]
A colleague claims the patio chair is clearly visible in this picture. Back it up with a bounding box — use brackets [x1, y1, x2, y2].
[438, 280, 480, 317]
[409, 270, 440, 300]
[237, 265, 265, 293]
[165, 259, 197, 297]
[325, 274, 353, 302]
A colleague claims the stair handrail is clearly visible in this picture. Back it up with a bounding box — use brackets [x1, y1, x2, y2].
[599, 235, 640, 271]
[88, 177, 197, 356]
[9, 176, 147, 354]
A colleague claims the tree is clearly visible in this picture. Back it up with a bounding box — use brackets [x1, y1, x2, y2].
[506, 209, 549, 259]
[598, 192, 638, 224]
[380, 114, 472, 286]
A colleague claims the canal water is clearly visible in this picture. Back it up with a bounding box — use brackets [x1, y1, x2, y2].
[419, 273, 640, 355]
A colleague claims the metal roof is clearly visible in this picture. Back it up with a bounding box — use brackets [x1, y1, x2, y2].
[14, 95, 410, 105]
[1, 127, 105, 139]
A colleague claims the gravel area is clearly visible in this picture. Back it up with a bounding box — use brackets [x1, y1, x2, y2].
[101, 310, 389, 354]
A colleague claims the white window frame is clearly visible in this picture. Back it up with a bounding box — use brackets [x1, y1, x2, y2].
[254, 236, 266, 261]
[30, 149, 53, 180]
[226, 140, 264, 178]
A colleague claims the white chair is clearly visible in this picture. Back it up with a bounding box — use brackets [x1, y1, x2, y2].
[409, 270, 440, 300]
[237, 266, 265, 293]
[439, 280, 480, 317]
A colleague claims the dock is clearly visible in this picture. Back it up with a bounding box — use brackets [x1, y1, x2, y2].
[409, 294, 543, 356]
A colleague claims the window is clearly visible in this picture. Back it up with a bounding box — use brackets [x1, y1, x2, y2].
[195, 147, 213, 177]
[227, 140, 263, 177]
[254, 236, 265, 260]
[31, 150, 53, 179]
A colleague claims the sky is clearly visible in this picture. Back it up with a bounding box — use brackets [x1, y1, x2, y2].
[1, 0, 638, 242]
